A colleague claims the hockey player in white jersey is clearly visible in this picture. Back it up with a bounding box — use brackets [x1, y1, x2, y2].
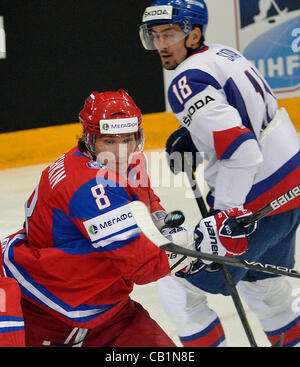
[139, 0, 300, 347]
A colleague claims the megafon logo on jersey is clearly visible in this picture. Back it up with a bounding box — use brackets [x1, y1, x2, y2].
[235, 0, 300, 93]
[83, 204, 138, 247]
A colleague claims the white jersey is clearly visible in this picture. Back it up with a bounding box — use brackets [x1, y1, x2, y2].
[168, 44, 300, 212]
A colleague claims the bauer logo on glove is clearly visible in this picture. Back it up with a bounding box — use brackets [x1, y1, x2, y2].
[194, 208, 257, 264]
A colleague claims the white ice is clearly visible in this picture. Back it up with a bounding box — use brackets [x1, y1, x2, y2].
[0, 150, 299, 347]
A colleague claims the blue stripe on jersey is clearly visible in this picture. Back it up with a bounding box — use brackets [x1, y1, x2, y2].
[52, 207, 85, 246]
[251, 67, 275, 98]
[284, 335, 300, 347]
[245, 150, 300, 204]
[223, 77, 252, 131]
[244, 71, 265, 101]
[0, 326, 24, 334]
[211, 335, 225, 347]
[0, 316, 23, 322]
[53, 229, 140, 255]
[206, 150, 300, 208]
[52, 207, 140, 254]
[168, 69, 222, 114]
[68, 176, 132, 219]
[94, 223, 139, 243]
[180, 334, 225, 347]
[265, 315, 300, 347]
[0, 316, 24, 334]
[265, 315, 300, 337]
[219, 131, 256, 160]
[73, 150, 87, 158]
[92, 232, 140, 252]
[3, 236, 120, 324]
[179, 317, 225, 346]
[179, 318, 217, 342]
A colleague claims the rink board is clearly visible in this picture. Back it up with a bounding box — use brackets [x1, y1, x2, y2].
[0, 97, 299, 170]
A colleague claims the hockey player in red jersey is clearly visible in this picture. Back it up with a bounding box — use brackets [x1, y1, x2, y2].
[0, 244, 25, 347]
[1, 90, 178, 347]
[1, 89, 255, 347]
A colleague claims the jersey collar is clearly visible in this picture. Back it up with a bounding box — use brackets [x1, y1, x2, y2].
[189, 45, 209, 57]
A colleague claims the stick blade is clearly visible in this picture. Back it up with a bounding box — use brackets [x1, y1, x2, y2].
[129, 201, 169, 248]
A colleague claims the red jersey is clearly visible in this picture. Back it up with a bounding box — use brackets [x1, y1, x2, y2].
[0, 245, 25, 347]
[2, 147, 170, 329]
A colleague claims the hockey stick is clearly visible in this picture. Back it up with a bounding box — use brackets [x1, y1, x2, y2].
[236, 183, 300, 226]
[130, 200, 300, 279]
[182, 154, 258, 347]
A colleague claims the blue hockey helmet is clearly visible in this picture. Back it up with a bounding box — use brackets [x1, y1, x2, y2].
[139, 0, 208, 50]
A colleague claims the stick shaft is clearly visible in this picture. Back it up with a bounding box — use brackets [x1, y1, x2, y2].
[221, 265, 257, 347]
[183, 155, 258, 347]
[237, 184, 300, 226]
[129, 200, 300, 278]
[161, 242, 300, 278]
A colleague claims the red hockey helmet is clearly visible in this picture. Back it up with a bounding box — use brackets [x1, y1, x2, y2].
[79, 89, 144, 153]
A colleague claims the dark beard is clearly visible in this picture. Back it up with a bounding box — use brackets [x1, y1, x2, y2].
[163, 63, 178, 70]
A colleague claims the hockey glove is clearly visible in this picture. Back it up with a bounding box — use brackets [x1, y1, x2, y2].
[194, 208, 257, 264]
[165, 127, 200, 174]
[160, 226, 195, 274]
[175, 259, 207, 278]
[151, 210, 168, 231]
[161, 225, 194, 247]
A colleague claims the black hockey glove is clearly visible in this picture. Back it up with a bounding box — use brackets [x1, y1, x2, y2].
[165, 127, 199, 174]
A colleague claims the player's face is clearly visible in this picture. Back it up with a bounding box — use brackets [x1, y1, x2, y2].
[94, 133, 137, 175]
[151, 24, 188, 70]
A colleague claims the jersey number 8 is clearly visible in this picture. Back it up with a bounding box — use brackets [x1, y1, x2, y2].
[91, 184, 111, 210]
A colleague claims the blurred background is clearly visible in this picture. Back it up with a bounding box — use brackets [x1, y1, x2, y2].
[0, 0, 165, 133]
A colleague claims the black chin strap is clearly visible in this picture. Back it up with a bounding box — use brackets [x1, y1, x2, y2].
[84, 133, 97, 160]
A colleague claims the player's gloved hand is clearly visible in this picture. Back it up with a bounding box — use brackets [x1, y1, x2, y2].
[175, 259, 207, 278]
[160, 226, 194, 248]
[194, 208, 257, 264]
[165, 127, 200, 174]
[152, 210, 168, 231]
[160, 226, 195, 275]
[152, 209, 194, 247]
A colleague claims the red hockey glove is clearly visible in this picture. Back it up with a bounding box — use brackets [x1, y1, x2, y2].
[194, 208, 257, 264]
